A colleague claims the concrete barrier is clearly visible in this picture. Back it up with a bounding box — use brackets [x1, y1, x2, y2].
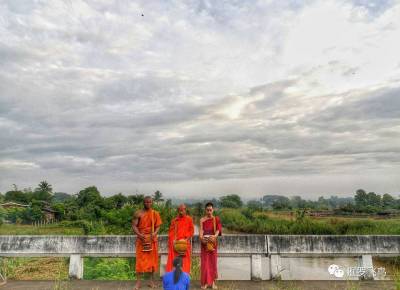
[0, 235, 399, 280]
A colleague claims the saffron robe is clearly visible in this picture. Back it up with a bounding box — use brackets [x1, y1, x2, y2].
[134, 209, 162, 273]
[166, 215, 194, 273]
[200, 216, 222, 286]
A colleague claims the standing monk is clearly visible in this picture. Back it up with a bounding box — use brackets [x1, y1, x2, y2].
[132, 196, 162, 289]
[200, 202, 222, 289]
[166, 204, 194, 273]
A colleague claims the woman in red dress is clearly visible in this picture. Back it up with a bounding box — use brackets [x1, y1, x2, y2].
[199, 202, 222, 289]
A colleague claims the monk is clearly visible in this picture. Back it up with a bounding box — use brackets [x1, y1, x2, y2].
[166, 204, 194, 274]
[200, 202, 222, 289]
[132, 196, 162, 289]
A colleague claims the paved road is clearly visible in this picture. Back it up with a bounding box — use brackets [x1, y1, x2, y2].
[0, 280, 397, 290]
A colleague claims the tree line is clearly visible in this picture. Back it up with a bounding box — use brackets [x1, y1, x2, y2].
[1, 182, 399, 230]
[199, 190, 400, 214]
[0, 182, 173, 233]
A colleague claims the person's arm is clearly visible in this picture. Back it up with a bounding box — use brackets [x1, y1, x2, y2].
[199, 218, 206, 244]
[186, 275, 190, 290]
[217, 216, 222, 236]
[151, 211, 162, 241]
[199, 218, 203, 240]
[189, 217, 194, 238]
[168, 218, 175, 245]
[132, 211, 145, 240]
[186, 217, 194, 242]
[210, 216, 221, 243]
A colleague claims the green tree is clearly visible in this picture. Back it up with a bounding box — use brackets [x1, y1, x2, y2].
[220, 194, 243, 208]
[263, 195, 291, 210]
[106, 193, 128, 209]
[153, 190, 164, 203]
[272, 198, 291, 210]
[32, 181, 53, 202]
[291, 196, 307, 209]
[36, 181, 52, 193]
[75, 186, 105, 220]
[32, 190, 52, 203]
[367, 192, 381, 208]
[382, 193, 395, 208]
[4, 190, 29, 204]
[0, 206, 5, 225]
[247, 200, 263, 211]
[26, 200, 44, 222]
[194, 202, 203, 217]
[127, 194, 144, 205]
[355, 189, 368, 208]
[76, 186, 103, 207]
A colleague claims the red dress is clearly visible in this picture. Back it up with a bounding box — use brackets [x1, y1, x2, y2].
[201, 216, 222, 286]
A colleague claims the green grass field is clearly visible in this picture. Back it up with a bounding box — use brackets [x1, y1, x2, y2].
[220, 208, 400, 235]
[0, 223, 84, 235]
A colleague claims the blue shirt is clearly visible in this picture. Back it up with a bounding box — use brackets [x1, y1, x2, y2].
[162, 271, 190, 290]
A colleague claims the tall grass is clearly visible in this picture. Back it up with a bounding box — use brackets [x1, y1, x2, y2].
[220, 208, 400, 235]
[83, 257, 136, 280]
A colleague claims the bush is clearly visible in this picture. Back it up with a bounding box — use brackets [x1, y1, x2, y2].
[84, 258, 135, 280]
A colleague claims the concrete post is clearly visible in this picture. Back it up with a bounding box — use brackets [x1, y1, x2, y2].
[69, 254, 83, 279]
[160, 254, 168, 276]
[358, 255, 374, 280]
[270, 254, 282, 280]
[251, 254, 263, 280]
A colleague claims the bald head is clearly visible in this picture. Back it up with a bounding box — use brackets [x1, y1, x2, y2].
[143, 196, 153, 210]
[177, 203, 187, 217]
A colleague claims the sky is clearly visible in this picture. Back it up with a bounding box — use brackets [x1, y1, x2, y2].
[0, 0, 399, 199]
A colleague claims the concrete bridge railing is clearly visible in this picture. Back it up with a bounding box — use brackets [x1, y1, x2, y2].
[0, 235, 399, 280]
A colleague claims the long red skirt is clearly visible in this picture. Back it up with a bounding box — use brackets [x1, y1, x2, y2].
[200, 244, 218, 285]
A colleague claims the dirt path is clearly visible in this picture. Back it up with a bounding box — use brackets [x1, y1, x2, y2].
[0, 280, 397, 290]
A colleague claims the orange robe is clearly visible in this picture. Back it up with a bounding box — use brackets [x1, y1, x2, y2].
[166, 215, 194, 273]
[135, 209, 162, 273]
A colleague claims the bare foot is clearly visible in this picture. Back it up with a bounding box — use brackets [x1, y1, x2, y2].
[134, 280, 141, 290]
[147, 280, 157, 288]
[201, 285, 208, 289]
[212, 281, 218, 289]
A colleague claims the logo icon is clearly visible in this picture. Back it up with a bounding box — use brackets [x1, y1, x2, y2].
[328, 264, 344, 278]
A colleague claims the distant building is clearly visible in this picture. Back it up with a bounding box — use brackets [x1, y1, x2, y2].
[1, 202, 56, 221]
[42, 207, 56, 221]
[1, 202, 29, 209]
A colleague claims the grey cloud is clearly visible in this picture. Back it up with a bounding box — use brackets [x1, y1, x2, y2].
[302, 88, 400, 140]
[1, 0, 399, 196]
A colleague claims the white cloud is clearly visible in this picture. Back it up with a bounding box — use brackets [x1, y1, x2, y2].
[0, 0, 399, 197]
[0, 159, 39, 170]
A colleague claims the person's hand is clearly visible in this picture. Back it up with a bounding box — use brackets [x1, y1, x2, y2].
[137, 233, 145, 241]
[209, 235, 216, 243]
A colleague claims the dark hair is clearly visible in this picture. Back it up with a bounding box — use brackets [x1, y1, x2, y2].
[205, 202, 213, 209]
[173, 256, 183, 284]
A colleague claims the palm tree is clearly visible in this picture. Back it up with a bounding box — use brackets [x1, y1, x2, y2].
[153, 190, 164, 203]
[37, 181, 52, 193]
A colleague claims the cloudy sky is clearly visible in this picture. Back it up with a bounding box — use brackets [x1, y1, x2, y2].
[1, 0, 399, 198]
